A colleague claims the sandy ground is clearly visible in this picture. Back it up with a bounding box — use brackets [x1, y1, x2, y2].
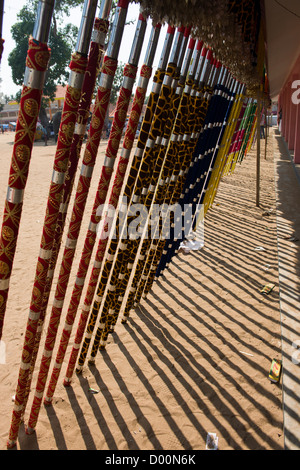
[0, 129, 284, 450]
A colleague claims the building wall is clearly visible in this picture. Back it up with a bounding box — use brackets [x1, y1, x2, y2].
[0, 101, 64, 126]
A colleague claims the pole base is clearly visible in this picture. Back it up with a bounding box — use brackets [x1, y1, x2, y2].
[7, 439, 17, 449]
[25, 425, 35, 435]
[63, 378, 72, 387]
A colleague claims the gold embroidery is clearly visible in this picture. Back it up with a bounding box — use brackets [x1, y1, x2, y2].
[2, 226, 14, 242]
[0, 261, 10, 276]
[35, 51, 50, 69]
[24, 98, 39, 118]
[15, 144, 30, 162]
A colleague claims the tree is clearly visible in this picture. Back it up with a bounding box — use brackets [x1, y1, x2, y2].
[8, 0, 82, 128]
[109, 61, 126, 104]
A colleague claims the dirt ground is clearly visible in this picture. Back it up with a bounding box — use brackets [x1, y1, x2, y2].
[0, 129, 284, 450]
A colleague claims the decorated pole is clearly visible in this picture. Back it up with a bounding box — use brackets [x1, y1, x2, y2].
[24, 2, 113, 433]
[83, 26, 180, 327]
[223, 97, 253, 175]
[44, 0, 129, 369]
[71, 25, 181, 369]
[128, 37, 203, 310]
[84, 26, 189, 359]
[156, 66, 232, 275]
[228, 98, 257, 177]
[34, 0, 112, 338]
[256, 93, 261, 207]
[6, 0, 98, 448]
[192, 79, 242, 212]
[188, 82, 243, 231]
[242, 105, 258, 159]
[121, 47, 213, 307]
[20, 0, 112, 421]
[184, 69, 234, 222]
[228, 100, 252, 171]
[62, 22, 162, 380]
[92, 27, 195, 341]
[63, 9, 148, 344]
[219, 96, 250, 176]
[39, 0, 113, 407]
[46, 15, 155, 401]
[0, 0, 53, 341]
[132, 61, 226, 307]
[154, 53, 217, 278]
[192, 80, 244, 227]
[203, 84, 247, 213]
[133, 57, 211, 306]
[64, 22, 175, 381]
[238, 100, 258, 164]
[20, 0, 99, 418]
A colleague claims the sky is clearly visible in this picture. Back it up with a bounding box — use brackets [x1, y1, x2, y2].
[0, 1, 167, 98]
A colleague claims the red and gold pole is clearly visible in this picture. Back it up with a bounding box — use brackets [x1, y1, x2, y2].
[6, 0, 98, 447]
[85, 26, 186, 360]
[0, 1, 53, 341]
[20, 4, 112, 421]
[21, 1, 112, 430]
[41, 0, 130, 391]
[141, 48, 215, 295]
